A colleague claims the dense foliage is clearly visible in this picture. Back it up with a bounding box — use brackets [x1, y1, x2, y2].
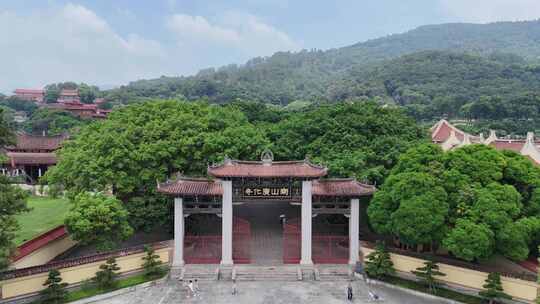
[0, 108, 28, 270]
[104, 21, 540, 106]
[368, 143, 540, 262]
[23, 108, 88, 136]
[96, 21, 540, 135]
[46, 100, 270, 231]
[267, 102, 425, 184]
[46, 100, 424, 231]
[64, 193, 133, 251]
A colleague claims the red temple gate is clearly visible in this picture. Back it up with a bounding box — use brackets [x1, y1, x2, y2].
[185, 217, 251, 264]
[233, 217, 251, 264]
[283, 218, 349, 264]
[313, 235, 348, 263]
[283, 218, 301, 263]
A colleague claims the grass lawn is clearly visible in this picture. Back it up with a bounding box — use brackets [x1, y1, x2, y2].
[382, 276, 484, 304]
[14, 196, 70, 245]
[65, 272, 167, 302]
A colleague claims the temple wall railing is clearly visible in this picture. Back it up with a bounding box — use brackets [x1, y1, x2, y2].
[0, 241, 171, 301]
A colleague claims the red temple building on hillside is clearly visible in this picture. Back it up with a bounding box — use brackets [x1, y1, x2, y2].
[13, 89, 45, 103]
[44, 102, 110, 119]
[431, 119, 540, 164]
[57, 89, 80, 103]
[1, 133, 68, 184]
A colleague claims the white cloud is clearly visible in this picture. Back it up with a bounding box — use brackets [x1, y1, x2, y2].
[0, 4, 168, 92]
[167, 12, 300, 58]
[440, 0, 540, 23]
[0, 4, 299, 93]
[167, 14, 241, 44]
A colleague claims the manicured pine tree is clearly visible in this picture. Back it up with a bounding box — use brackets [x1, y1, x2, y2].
[142, 245, 163, 278]
[479, 272, 511, 304]
[40, 269, 68, 304]
[411, 259, 446, 294]
[94, 257, 121, 289]
[364, 241, 395, 279]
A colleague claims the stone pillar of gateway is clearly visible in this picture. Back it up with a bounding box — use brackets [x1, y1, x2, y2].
[157, 151, 376, 268]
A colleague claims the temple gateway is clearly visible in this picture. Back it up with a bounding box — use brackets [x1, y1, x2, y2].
[158, 151, 375, 268]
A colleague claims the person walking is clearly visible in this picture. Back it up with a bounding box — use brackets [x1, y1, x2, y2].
[347, 281, 353, 301]
[187, 280, 195, 298]
[232, 279, 238, 295]
[193, 279, 200, 298]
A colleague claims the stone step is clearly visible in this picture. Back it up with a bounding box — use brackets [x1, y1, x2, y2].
[233, 266, 302, 281]
[180, 265, 219, 281]
[315, 265, 353, 281]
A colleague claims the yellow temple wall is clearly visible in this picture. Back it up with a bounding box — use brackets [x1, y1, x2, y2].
[1, 246, 170, 300]
[362, 246, 538, 303]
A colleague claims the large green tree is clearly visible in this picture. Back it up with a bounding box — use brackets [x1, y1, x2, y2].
[47, 100, 269, 231]
[268, 101, 425, 184]
[64, 193, 133, 251]
[369, 143, 540, 262]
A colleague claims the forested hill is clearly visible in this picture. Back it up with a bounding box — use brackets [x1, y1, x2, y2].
[332, 51, 540, 119]
[104, 20, 540, 125]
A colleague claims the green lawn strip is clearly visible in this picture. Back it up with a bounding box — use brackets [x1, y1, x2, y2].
[65, 272, 164, 302]
[14, 196, 70, 245]
[381, 276, 484, 304]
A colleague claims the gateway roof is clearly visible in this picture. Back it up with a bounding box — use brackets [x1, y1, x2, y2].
[208, 159, 328, 178]
[157, 177, 375, 198]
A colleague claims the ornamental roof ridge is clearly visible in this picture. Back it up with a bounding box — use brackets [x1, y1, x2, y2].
[159, 174, 215, 186]
[207, 157, 328, 178]
[316, 178, 376, 188]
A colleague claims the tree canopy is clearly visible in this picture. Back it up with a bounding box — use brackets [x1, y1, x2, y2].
[46, 99, 424, 231]
[23, 108, 88, 136]
[64, 192, 133, 251]
[368, 143, 540, 262]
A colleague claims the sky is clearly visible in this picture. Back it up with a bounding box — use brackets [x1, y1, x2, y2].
[1, 0, 540, 93]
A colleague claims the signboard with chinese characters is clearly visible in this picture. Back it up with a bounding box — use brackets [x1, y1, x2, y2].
[232, 178, 302, 201]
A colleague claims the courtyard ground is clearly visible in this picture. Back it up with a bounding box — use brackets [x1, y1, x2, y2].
[14, 196, 69, 245]
[88, 280, 450, 304]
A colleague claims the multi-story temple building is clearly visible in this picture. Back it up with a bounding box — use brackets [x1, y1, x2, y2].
[1, 133, 67, 184]
[57, 89, 80, 103]
[158, 151, 375, 268]
[13, 89, 45, 103]
[431, 119, 540, 164]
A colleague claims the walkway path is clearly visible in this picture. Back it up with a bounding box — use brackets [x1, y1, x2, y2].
[92, 280, 450, 304]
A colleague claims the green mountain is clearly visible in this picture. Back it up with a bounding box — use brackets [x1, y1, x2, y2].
[105, 20, 540, 118]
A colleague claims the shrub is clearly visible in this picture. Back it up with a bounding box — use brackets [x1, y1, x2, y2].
[411, 259, 446, 294]
[93, 257, 120, 289]
[142, 245, 164, 278]
[364, 241, 395, 279]
[40, 269, 68, 304]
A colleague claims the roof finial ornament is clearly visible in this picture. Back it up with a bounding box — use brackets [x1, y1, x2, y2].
[261, 149, 274, 165]
[224, 155, 232, 165]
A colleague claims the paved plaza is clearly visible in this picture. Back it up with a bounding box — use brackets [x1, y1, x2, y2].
[91, 280, 449, 304]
